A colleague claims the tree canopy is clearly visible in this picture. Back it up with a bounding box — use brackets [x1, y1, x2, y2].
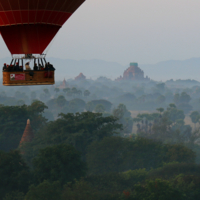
[33, 144, 86, 185]
[22, 112, 122, 163]
[0, 101, 47, 151]
[0, 150, 31, 200]
[86, 137, 195, 175]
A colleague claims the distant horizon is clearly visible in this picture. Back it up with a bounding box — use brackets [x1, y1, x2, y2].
[1, 56, 200, 82]
[2, 55, 200, 65]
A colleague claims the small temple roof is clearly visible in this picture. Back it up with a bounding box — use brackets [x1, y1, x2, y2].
[19, 119, 34, 145]
[59, 78, 67, 89]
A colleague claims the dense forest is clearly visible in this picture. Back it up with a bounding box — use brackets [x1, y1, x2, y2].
[1, 78, 200, 199]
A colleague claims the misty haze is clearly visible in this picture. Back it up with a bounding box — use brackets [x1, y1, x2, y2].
[1, 1, 200, 200]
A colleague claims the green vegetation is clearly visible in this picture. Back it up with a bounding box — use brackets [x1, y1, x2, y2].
[0, 150, 31, 199]
[1, 79, 200, 199]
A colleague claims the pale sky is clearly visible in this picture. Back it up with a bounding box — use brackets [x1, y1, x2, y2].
[1, 0, 200, 64]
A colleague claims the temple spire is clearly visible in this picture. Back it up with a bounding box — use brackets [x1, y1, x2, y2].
[19, 119, 34, 146]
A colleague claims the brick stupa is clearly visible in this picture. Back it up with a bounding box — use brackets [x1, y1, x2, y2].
[75, 73, 86, 81]
[59, 78, 67, 89]
[19, 119, 34, 146]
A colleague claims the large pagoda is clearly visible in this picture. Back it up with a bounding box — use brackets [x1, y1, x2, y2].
[116, 63, 150, 81]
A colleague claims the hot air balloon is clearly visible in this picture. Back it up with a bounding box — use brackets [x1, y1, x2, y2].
[0, 0, 85, 86]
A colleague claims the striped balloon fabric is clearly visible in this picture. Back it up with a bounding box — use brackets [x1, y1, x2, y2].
[0, 0, 85, 54]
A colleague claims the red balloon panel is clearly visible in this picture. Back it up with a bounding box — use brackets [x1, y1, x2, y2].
[0, 24, 60, 54]
[0, 0, 85, 54]
[0, 11, 72, 26]
[0, 0, 85, 13]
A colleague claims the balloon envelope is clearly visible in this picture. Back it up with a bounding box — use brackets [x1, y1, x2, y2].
[0, 0, 85, 54]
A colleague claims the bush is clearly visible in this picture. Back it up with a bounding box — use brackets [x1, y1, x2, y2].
[25, 181, 61, 200]
[148, 163, 200, 179]
[3, 191, 24, 200]
[132, 179, 184, 200]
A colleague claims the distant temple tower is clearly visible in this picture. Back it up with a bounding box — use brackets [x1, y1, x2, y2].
[75, 73, 86, 81]
[59, 78, 67, 89]
[123, 63, 144, 80]
[116, 62, 150, 81]
[19, 119, 34, 146]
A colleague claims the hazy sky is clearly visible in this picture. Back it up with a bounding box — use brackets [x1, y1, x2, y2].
[1, 0, 200, 64]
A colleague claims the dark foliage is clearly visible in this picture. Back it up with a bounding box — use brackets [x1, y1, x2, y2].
[33, 144, 86, 185]
[0, 101, 47, 151]
[0, 150, 31, 200]
[86, 137, 195, 175]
